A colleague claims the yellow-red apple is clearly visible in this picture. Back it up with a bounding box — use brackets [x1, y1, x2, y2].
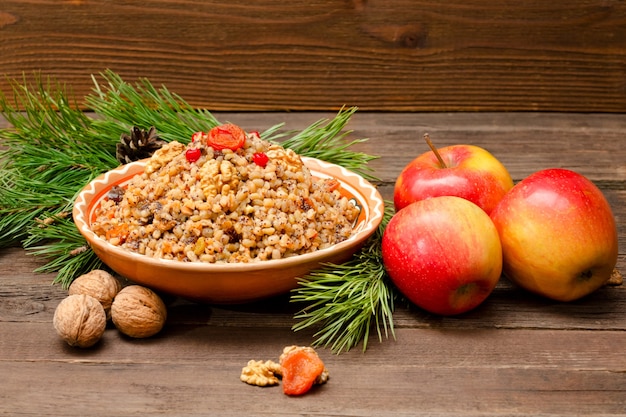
[490, 168, 618, 302]
[382, 196, 502, 315]
[394, 138, 513, 214]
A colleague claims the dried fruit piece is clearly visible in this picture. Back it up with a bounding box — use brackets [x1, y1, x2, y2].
[68, 269, 122, 319]
[105, 223, 129, 244]
[53, 294, 107, 348]
[185, 147, 202, 163]
[206, 124, 246, 151]
[323, 178, 341, 192]
[253, 152, 269, 167]
[111, 285, 167, 338]
[107, 185, 125, 203]
[279, 345, 326, 396]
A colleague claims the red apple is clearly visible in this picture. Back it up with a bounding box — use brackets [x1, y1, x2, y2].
[382, 196, 502, 316]
[490, 168, 618, 302]
[394, 136, 514, 214]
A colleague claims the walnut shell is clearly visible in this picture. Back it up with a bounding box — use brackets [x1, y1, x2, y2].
[53, 294, 107, 348]
[111, 285, 167, 338]
[69, 270, 122, 319]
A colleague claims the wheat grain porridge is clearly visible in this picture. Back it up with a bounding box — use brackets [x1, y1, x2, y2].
[91, 124, 361, 263]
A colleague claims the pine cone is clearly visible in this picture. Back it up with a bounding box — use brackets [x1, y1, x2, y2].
[116, 126, 167, 164]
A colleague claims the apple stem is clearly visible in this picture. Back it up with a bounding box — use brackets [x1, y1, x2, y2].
[424, 133, 447, 169]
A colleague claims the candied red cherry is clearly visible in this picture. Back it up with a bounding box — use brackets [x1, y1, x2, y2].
[185, 148, 202, 163]
[253, 152, 269, 168]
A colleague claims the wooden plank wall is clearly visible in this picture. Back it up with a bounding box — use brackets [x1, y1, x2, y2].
[1, 1, 625, 112]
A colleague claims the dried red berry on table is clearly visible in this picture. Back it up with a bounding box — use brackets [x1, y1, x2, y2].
[185, 148, 202, 163]
[206, 124, 246, 151]
[253, 152, 269, 167]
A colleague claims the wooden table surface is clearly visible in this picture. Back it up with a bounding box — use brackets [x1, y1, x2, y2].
[3, 1, 626, 112]
[1, 112, 625, 416]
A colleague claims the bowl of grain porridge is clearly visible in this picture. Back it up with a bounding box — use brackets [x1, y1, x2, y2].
[73, 124, 384, 303]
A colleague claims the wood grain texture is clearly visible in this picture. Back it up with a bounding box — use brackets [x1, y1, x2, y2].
[211, 111, 626, 182]
[1, 327, 625, 416]
[1, 112, 625, 416]
[1, 1, 625, 111]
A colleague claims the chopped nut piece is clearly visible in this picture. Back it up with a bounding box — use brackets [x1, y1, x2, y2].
[606, 268, 623, 286]
[316, 367, 330, 385]
[144, 141, 186, 175]
[240, 360, 282, 387]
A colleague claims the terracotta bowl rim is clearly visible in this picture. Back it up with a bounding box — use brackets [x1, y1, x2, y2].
[73, 156, 385, 274]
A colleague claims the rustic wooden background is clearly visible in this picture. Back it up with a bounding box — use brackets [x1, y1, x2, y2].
[1, 0, 625, 112]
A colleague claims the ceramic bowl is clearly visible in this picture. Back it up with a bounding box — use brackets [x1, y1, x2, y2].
[73, 157, 385, 304]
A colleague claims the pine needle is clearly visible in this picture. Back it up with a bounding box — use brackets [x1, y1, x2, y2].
[0, 74, 115, 251]
[86, 70, 222, 143]
[25, 215, 104, 285]
[291, 203, 396, 353]
[279, 106, 378, 181]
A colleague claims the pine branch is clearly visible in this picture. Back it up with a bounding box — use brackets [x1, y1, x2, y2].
[25, 215, 105, 287]
[291, 203, 396, 353]
[0, 74, 116, 249]
[279, 107, 378, 181]
[87, 70, 222, 143]
[1, 71, 389, 352]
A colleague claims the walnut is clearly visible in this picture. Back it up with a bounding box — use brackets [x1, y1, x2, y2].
[68, 270, 122, 319]
[266, 145, 305, 174]
[53, 294, 107, 348]
[144, 141, 186, 175]
[198, 159, 239, 201]
[240, 360, 282, 387]
[111, 285, 167, 338]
